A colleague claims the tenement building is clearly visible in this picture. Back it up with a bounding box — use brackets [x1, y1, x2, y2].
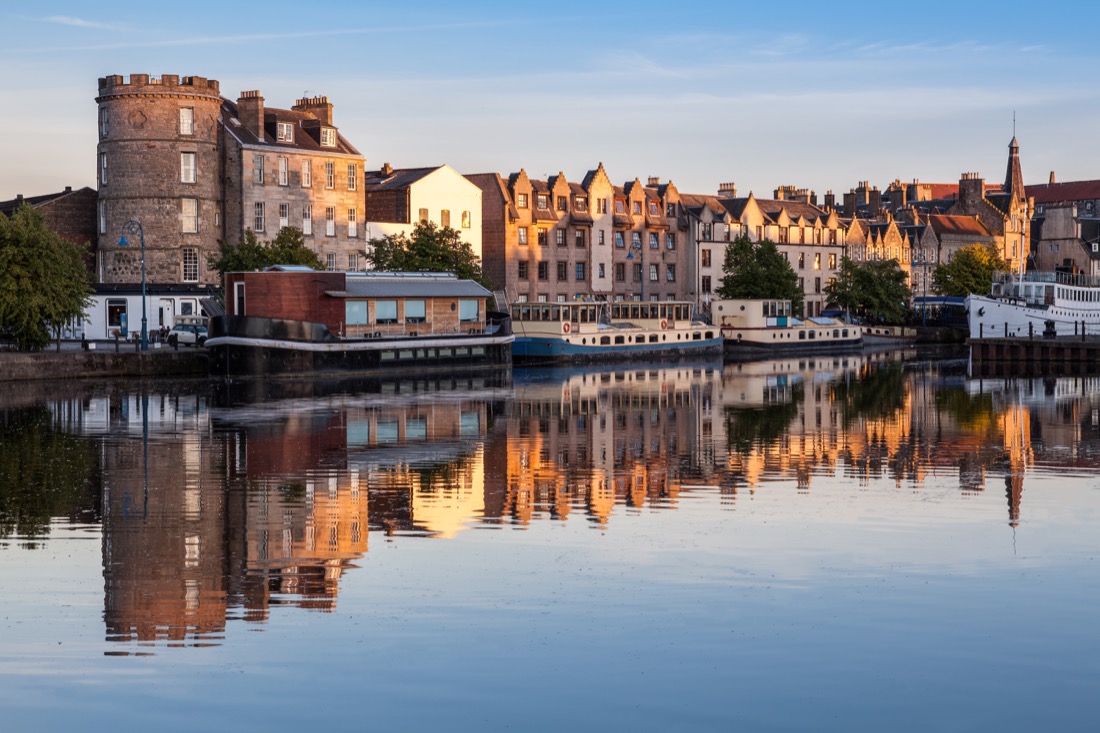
[95, 73, 365, 286]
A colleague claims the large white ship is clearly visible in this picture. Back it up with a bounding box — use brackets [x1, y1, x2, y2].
[966, 271, 1100, 338]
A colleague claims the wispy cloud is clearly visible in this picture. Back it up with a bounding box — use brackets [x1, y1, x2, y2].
[42, 15, 130, 31]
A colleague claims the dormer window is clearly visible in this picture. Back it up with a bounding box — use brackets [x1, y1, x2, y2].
[648, 201, 659, 216]
[574, 196, 587, 212]
[276, 122, 294, 143]
[536, 194, 549, 210]
[633, 201, 642, 215]
[516, 193, 528, 209]
[320, 128, 336, 147]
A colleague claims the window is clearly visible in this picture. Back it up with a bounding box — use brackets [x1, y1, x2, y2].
[179, 107, 194, 136]
[320, 128, 336, 147]
[648, 201, 659, 216]
[632, 232, 641, 249]
[375, 300, 398, 324]
[326, 253, 337, 271]
[325, 162, 335, 189]
[302, 160, 312, 187]
[518, 261, 529, 280]
[666, 265, 676, 282]
[107, 299, 126, 333]
[701, 249, 711, 268]
[649, 264, 659, 282]
[615, 263, 625, 281]
[798, 252, 805, 269]
[419, 208, 429, 223]
[278, 156, 288, 186]
[598, 263, 605, 279]
[666, 233, 676, 250]
[615, 199, 625, 214]
[575, 230, 585, 247]
[574, 196, 587, 212]
[347, 163, 357, 190]
[598, 230, 605, 246]
[556, 229, 565, 246]
[181, 198, 198, 233]
[325, 207, 335, 236]
[779, 227, 789, 244]
[346, 301, 367, 325]
[517, 193, 529, 208]
[828, 253, 837, 269]
[303, 204, 313, 235]
[536, 194, 549, 210]
[277, 121, 294, 142]
[441, 210, 451, 228]
[829, 230, 837, 245]
[279, 203, 289, 229]
[814, 253, 821, 270]
[518, 227, 528, 245]
[597, 198, 607, 214]
[666, 203, 675, 217]
[799, 228, 806, 244]
[538, 229, 548, 246]
[100, 153, 107, 185]
[649, 232, 658, 249]
[253, 155, 264, 184]
[459, 299, 479, 322]
[405, 299, 426, 324]
[575, 262, 586, 281]
[234, 281, 246, 315]
[183, 248, 199, 283]
[756, 225, 763, 240]
[537, 261, 548, 280]
[633, 264, 642, 282]
[557, 196, 567, 211]
[614, 232, 625, 248]
[254, 202, 265, 232]
[557, 262, 568, 281]
[99, 107, 109, 138]
[348, 253, 359, 271]
[702, 223, 712, 240]
[348, 208, 357, 238]
[701, 275, 711, 293]
[633, 201, 642, 215]
[98, 200, 106, 234]
[462, 210, 471, 228]
[815, 277, 821, 294]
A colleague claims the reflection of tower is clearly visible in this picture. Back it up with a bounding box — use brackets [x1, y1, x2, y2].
[1001, 405, 1031, 527]
[102, 396, 227, 645]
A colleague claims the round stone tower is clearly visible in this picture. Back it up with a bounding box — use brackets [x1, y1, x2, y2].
[96, 74, 223, 285]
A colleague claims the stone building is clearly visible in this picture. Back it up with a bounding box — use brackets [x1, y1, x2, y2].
[95, 74, 365, 287]
[0, 185, 98, 270]
[1025, 176, 1100, 273]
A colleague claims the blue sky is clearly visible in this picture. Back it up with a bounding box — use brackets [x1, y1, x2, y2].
[1, 1, 1096, 202]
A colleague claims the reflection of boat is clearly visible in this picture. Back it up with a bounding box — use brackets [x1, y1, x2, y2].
[715, 298, 863, 358]
[967, 271, 1100, 339]
[206, 269, 514, 377]
[862, 325, 919, 347]
[509, 300, 723, 364]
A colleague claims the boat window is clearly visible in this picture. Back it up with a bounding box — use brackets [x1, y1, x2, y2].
[346, 300, 368, 325]
[405, 299, 426, 324]
[631, 304, 640, 319]
[799, 331, 806, 340]
[459, 299, 479, 322]
[600, 336, 611, 345]
[375, 300, 398, 324]
[551, 306, 561, 321]
[615, 336, 625, 345]
[636, 335, 645, 343]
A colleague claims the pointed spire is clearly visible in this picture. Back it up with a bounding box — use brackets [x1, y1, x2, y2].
[1004, 135, 1025, 202]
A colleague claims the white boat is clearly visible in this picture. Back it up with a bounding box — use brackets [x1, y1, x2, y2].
[509, 299, 723, 364]
[714, 298, 864, 357]
[966, 271, 1100, 339]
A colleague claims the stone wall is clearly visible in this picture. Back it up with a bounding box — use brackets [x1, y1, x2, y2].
[0, 349, 207, 382]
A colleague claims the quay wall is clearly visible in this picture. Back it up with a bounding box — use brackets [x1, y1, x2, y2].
[0, 349, 207, 382]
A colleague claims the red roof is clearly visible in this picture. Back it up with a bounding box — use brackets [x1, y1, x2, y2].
[1025, 180, 1100, 204]
[927, 214, 992, 237]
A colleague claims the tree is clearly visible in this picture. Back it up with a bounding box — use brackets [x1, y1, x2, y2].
[0, 204, 92, 351]
[717, 236, 803, 314]
[363, 221, 490, 288]
[931, 243, 1007, 297]
[824, 257, 911, 324]
[206, 227, 323, 283]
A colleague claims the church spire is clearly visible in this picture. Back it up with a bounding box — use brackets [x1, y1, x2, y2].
[1004, 135, 1025, 202]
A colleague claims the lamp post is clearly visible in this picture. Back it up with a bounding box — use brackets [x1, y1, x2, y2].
[118, 220, 148, 351]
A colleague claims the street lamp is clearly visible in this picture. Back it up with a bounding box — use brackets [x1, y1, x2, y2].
[118, 220, 148, 351]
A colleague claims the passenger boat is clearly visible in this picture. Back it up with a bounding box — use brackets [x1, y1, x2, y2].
[205, 269, 513, 377]
[862, 324, 919, 347]
[967, 271, 1100, 339]
[509, 299, 723, 364]
[714, 298, 864, 358]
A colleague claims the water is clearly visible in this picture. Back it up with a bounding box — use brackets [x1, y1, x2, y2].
[1, 349, 1098, 731]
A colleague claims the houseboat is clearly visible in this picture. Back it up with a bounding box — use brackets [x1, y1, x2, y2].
[715, 298, 864, 358]
[967, 271, 1100, 339]
[509, 299, 723, 364]
[206, 268, 513, 377]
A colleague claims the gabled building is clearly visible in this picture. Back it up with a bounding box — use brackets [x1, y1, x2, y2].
[0, 186, 98, 249]
[1025, 176, 1100, 273]
[362, 163, 482, 257]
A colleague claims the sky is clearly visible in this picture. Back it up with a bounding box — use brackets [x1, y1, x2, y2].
[1, 0, 1097, 202]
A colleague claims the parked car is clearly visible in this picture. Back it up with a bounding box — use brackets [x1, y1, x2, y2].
[167, 322, 207, 347]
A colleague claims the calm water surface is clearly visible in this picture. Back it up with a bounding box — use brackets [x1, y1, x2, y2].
[1, 349, 1098, 732]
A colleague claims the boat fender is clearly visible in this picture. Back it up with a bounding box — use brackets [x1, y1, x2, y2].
[562, 322, 571, 334]
[660, 320, 667, 329]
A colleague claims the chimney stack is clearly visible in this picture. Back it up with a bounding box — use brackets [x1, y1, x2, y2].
[717, 182, 737, 197]
[237, 90, 265, 137]
[293, 95, 333, 126]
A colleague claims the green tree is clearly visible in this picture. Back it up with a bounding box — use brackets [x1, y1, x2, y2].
[717, 236, 803, 314]
[0, 203, 92, 351]
[931, 243, 1007, 297]
[824, 257, 911, 324]
[206, 227, 323, 284]
[364, 221, 490, 288]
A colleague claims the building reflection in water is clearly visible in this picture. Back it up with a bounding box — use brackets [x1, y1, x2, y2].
[18, 358, 1100, 650]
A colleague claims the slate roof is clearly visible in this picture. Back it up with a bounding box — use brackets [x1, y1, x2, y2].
[220, 99, 361, 156]
[332, 273, 491, 299]
[0, 186, 93, 216]
[364, 166, 441, 191]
